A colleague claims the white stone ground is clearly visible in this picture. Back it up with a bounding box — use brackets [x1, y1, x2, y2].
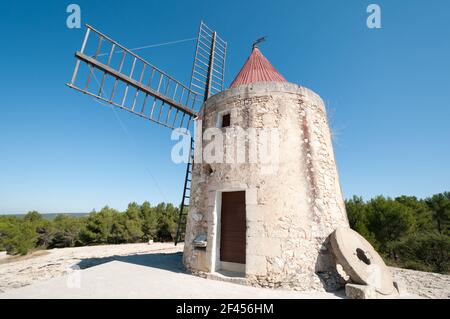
[0, 243, 342, 299]
[0, 243, 447, 299]
[0, 243, 180, 293]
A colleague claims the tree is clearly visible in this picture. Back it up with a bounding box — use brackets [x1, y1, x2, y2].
[122, 203, 143, 243]
[426, 193, 450, 235]
[0, 216, 18, 253]
[22, 211, 55, 249]
[365, 196, 417, 257]
[35, 219, 55, 248]
[80, 207, 119, 245]
[140, 201, 158, 241]
[108, 215, 126, 244]
[395, 196, 434, 232]
[345, 196, 378, 249]
[154, 203, 178, 242]
[0, 217, 37, 255]
[23, 211, 43, 223]
[50, 215, 84, 248]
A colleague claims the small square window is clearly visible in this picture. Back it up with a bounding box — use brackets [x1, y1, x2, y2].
[221, 113, 231, 128]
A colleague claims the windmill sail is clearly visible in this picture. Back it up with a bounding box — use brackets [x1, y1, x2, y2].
[68, 25, 201, 130]
[67, 23, 227, 245]
[190, 21, 227, 101]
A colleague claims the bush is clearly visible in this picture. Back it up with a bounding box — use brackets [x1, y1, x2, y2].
[0, 218, 37, 255]
[154, 203, 178, 242]
[392, 232, 450, 273]
[50, 215, 85, 248]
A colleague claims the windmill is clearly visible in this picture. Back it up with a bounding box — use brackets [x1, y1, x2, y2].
[66, 20, 391, 296]
[67, 21, 227, 245]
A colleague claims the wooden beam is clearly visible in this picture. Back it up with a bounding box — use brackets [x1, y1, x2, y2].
[75, 52, 198, 118]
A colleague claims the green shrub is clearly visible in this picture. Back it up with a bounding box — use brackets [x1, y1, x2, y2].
[50, 215, 84, 248]
[0, 218, 37, 255]
[392, 232, 450, 273]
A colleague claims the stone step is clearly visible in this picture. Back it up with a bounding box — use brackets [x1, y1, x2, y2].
[206, 271, 248, 286]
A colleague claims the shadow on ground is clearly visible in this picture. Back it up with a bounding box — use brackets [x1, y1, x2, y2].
[76, 252, 185, 273]
[71, 252, 349, 298]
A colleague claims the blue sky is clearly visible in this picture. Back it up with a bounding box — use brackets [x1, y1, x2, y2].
[0, 0, 449, 214]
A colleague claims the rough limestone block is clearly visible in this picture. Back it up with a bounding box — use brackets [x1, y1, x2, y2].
[246, 255, 267, 276]
[246, 221, 265, 237]
[195, 250, 209, 272]
[345, 284, 377, 299]
[246, 204, 262, 222]
[247, 237, 281, 257]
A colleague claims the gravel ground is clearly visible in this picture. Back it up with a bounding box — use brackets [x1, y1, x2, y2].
[391, 267, 450, 299]
[0, 243, 182, 293]
[0, 244, 448, 298]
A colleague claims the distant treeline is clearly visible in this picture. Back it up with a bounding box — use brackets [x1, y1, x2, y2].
[6, 213, 89, 220]
[0, 193, 449, 274]
[0, 202, 178, 256]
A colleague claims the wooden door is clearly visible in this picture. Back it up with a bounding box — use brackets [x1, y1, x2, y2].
[220, 191, 246, 264]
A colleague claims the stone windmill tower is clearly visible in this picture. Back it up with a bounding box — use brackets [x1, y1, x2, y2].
[66, 21, 356, 292]
[183, 44, 350, 291]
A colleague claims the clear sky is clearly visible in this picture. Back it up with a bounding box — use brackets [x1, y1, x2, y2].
[1, 0, 449, 214]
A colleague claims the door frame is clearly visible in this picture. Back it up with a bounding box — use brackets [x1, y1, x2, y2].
[211, 188, 247, 274]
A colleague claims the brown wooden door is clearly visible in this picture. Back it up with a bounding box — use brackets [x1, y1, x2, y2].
[220, 191, 246, 264]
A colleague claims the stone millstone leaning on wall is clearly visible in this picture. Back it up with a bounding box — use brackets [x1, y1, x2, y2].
[182, 47, 351, 292]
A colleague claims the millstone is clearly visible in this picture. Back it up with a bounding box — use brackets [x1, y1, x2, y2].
[330, 227, 396, 295]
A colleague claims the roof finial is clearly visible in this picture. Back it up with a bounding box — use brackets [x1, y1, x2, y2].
[252, 36, 267, 49]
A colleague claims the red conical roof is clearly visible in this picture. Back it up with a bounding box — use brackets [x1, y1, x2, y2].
[230, 47, 286, 88]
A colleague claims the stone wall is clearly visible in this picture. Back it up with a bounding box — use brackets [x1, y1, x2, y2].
[183, 82, 349, 291]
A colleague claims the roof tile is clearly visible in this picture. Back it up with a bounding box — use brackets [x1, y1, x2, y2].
[230, 47, 286, 88]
